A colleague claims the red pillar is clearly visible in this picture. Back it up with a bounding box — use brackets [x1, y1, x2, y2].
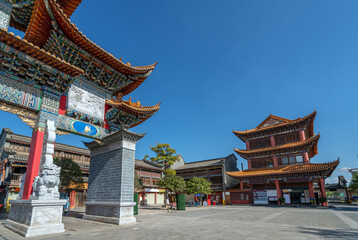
[247, 159, 252, 169]
[58, 95, 67, 115]
[240, 182, 244, 190]
[155, 192, 157, 204]
[270, 135, 275, 146]
[104, 103, 111, 129]
[275, 179, 282, 204]
[69, 190, 76, 209]
[22, 129, 45, 200]
[302, 152, 309, 163]
[308, 181, 315, 204]
[245, 140, 250, 150]
[319, 178, 327, 206]
[272, 155, 278, 167]
[299, 130, 306, 141]
[207, 194, 211, 205]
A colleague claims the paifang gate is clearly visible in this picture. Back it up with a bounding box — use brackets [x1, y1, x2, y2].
[0, 0, 159, 233]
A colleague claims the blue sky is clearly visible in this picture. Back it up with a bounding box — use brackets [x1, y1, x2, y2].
[3, 0, 358, 183]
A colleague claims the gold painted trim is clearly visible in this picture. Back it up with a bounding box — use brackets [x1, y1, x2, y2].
[0, 101, 38, 129]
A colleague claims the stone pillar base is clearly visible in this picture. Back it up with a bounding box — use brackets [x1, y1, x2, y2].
[4, 199, 67, 238]
[83, 201, 136, 225]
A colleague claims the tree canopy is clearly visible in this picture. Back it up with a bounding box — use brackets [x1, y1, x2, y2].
[134, 170, 143, 191]
[186, 177, 212, 196]
[144, 143, 179, 173]
[54, 157, 84, 190]
[350, 172, 358, 190]
[157, 175, 186, 194]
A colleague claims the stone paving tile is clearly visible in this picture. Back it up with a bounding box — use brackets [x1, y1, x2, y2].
[270, 212, 349, 228]
[205, 209, 278, 222]
[1, 206, 358, 239]
[343, 213, 358, 223]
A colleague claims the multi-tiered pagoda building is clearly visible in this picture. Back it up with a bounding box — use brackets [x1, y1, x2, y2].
[227, 111, 339, 205]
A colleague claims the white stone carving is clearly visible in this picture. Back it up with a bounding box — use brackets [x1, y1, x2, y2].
[17, 173, 26, 199]
[32, 120, 60, 199]
[67, 84, 105, 120]
[33, 207, 61, 225]
[5, 199, 66, 238]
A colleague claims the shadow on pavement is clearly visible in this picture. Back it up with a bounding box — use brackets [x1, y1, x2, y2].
[332, 206, 358, 212]
[0, 212, 8, 220]
[66, 210, 84, 219]
[298, 226, 358, 239]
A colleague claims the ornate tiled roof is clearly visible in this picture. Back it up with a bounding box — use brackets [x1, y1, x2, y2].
[226, 159, 339, 178]
[233, 111, 316, 142]
[0, 28, 83, 76]
[10, 0, 82, 32]
[24, 0, 156, 76]
[106, 98, 160, 114]
[49, 0, 157, 74]
[255, 114, 294, 129]
[105, 98, 160, 129]
[234, 134, 320, 159]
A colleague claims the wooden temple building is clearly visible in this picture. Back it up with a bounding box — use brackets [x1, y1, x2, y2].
[227, 111, 339, 205]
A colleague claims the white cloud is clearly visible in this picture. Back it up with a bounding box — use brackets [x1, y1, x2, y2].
[337, 167, 351, 173]
[326, 177, 338, 184]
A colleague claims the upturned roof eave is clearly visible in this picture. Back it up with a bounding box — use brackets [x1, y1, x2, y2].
[233, 111, 317, 141]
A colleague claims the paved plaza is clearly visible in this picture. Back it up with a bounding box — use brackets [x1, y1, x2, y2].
[1, 205, 358, 239]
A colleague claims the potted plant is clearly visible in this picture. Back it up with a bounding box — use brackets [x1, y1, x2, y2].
[278, 197, 286, 205]
[318, 197, 327, 205]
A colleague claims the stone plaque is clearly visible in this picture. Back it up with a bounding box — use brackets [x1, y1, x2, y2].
[67, 78, 108, 121]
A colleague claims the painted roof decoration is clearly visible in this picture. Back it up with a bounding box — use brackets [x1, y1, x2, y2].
[10, 0, 82, 33]
[9, 0, 156, 96]
[3, 0, 160, 132]
[234, 134, 320, 159]
[226, 159, 339, 179]
[0, 28, 83, 76]
[105, 97, 160, 131]
[233, 111, 316, 142]
[6, 0, 157, 95]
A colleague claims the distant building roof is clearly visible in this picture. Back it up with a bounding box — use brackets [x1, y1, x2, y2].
[174, 156, 228, 171]
[135, 159, 163, 172]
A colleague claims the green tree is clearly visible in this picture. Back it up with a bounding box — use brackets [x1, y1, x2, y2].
[350, 173, 358, 190]
[144, 143, 179, 174]
[54, 158, 84, 190]
[158, 175, 186, 207]
[186, 177, 212, 205]
[134, 170, 143, 192]
[157, 175, 186, 194]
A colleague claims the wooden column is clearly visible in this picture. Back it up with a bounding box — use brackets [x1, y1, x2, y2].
[275, 179, 282, 204]
[104, 103, 111, 129]
[299, 130, 306, 141]
[58, 95, 67, 115]
[22, 128, 45, 200]
[69, 190, 76, 209]
[319, 178, 327, 206]
[302, 152, 309, 163]
[245, 140, 250, 150]
[240, 182, 244, 190]
[300, 130, 309, 163]
[247, 159, 252, 169]
[272, 155, 278, 167]
[270, 135, 275, 146]
[308, 181, 315, 204]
